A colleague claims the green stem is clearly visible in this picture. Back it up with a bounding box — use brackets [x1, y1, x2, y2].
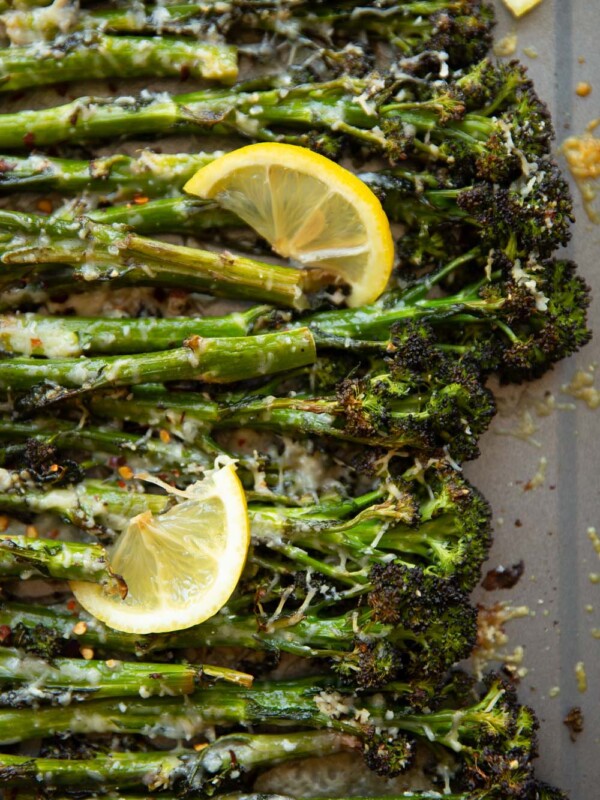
[0, 33, 238, 91]
[87, 196, 240, 236]
[0, 480, 172, 534]
[0, 328, 316, 411]
[1, 1, 493, 71]
[0, 598, 374, 659]
[0, 210, 329, 309]
[0, 458, 490, 590]
[0, 305, 272, 356]
[0, 253, 485, 355]
[0, 77, 493, 153]
[0, 418, 293, 497]
[0, 534, 125, 594]
[0, 151, 216, 198]
[0, 731, 353, 790]
[0, 645, 252, 705]
[0, 676, 513, 762]
[85, 378, 488, 457]
[0, 676, 371, 742]
[0, 418, 215, 470]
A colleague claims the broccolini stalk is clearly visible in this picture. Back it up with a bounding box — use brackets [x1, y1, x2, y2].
[364, 159, 574, 263]
[0, 418, 219, 474]
[0, 210, 331, 309]
[0, 328, 316, 412]
[2, 793, 568, 800]
[0, 676, 402, 744]
[0, 150, 217, 199]
[0, 459, 492, 591]
[0, 305, 270, 356]
[207, 0, 494, 70]
[0, 675, 535, 790]
[86, 196, 239, 236]
[85, 157, 572, 258]
[0, 418, 293, 496]
[0, 478, 171, 534]
[0, 33, 238, 91]
[0, 162, 570, 261]
[1, 0, 494, 72]
[0, 731, 354, 791]
[0, 61, 551, 179]
[0, 534, 125, 595]
[0, 585, 477, 687]
[84, 326, 496, 462]
[4, 249, 590, 384]
[1, 252, 475, 355]
[303, 255, 591, 383]
[0, 645, 252, 706]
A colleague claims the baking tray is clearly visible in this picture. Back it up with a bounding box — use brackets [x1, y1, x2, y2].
[467, 1, 600, 795]
[0, 1, 596, 796]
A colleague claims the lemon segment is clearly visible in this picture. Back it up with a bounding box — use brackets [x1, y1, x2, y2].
[71, 464, 249, 634]
[184, 143, 394, 307]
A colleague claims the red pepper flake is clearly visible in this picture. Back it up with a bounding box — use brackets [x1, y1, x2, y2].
[133, 195, 149, 205]
[117, 480, 126, 488]
[66, 599, 78, 612]
[23, 132, 35, 149]
[36, 199, 53, 214]
[159, 429, 171, 444]
[30, 337, 42, 348]
[118, 465, 133, 480]
[0, 625, 11, 643]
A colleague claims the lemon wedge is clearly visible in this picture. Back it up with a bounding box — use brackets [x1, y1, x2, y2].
[502, 0, 543, 17]
[184, 142, 394, 307]
[71, 463, 249, 634]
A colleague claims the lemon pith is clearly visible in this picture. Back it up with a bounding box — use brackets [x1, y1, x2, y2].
[71, 464, 249, 634]
[184, 143, 394, 307]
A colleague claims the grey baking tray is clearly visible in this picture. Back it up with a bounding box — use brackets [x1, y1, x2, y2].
[467, 1, 600, 795]
[0, 1, 596, 796]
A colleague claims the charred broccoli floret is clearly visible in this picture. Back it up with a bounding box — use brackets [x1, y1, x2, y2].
[305, 253, 591, 384]
[462, 256, 592, 382]
[364, 156, 572, 269]
[332, 322, 496, 460]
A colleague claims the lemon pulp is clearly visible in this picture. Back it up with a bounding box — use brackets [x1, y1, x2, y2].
[184, 143, 394, 307]
[71, 464, 249, 634]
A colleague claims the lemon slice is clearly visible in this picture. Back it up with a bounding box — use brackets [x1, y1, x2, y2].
[184, 143, 394, 307]
[502, 0, 543, 17]
[71, 464, 249, 634]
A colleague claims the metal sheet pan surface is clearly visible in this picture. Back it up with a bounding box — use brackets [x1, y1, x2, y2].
[467, 2, 600, 795]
